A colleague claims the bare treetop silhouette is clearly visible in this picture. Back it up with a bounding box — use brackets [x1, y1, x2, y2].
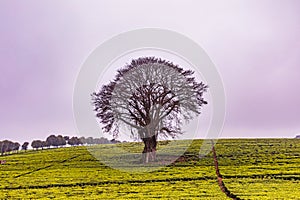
[92, 57, 208, 163]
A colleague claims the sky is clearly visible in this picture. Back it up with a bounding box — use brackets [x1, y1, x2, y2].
[0, 0, 300, 143]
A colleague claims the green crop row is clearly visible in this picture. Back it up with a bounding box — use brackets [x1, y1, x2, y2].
[0, 139, 299, 199]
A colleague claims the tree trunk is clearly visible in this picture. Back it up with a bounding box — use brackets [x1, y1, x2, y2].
[142, 135, 157, 163]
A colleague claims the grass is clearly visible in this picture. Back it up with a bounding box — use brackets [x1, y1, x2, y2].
[0, 139, 299, 199]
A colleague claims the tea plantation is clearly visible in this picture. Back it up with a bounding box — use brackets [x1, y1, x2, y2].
[0, 139, 299, 199]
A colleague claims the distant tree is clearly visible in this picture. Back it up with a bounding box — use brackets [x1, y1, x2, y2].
[31, 140, 43, 150]
[57, 135, 66, 147]
[67, 138, 73, 146]
[99, 137, 110, 144]
[0, 141, 6, 155]
[63, 136, 70, 141]
[80, 137, 110, 145]
[67, 137, 76, 146]
[85, 137, 93, 145]
[2, 140, 9, 154]
[93, 137, 104, 144]
[8, 140, 14, 153]
[78, 138, 83, 146]
[0, 140, 15, 155]
[21, 142, 29, 151]
[46, 135, 59, 148]
[13, 142, 20, 152]
[41, 141, 48, 150]
[92, 57, 208, 163]
[79, 136, 87, 145]
[44, 140, 51, 149]
[68, 137, 82, 146]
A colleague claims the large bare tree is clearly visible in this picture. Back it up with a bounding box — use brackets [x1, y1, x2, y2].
[92, 57, 208, 163]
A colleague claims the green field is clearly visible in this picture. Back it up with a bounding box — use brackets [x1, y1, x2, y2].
[0, 139, 299, 199]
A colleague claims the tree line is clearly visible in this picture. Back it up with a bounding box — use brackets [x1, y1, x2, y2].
[0, 140, 21, 155]
[0, 135, 120, 155]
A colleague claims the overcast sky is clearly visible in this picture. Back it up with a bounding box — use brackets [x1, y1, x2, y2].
[1, 0, 300, 143]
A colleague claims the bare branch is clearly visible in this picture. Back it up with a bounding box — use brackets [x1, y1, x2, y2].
[92, 57, 208, 142]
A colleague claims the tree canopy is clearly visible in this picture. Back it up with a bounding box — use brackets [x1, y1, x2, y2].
[0, 140, 20, 155]
[92, 57, 208, 162]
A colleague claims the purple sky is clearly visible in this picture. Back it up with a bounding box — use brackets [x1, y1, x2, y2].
[1, 0, 300, 143]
